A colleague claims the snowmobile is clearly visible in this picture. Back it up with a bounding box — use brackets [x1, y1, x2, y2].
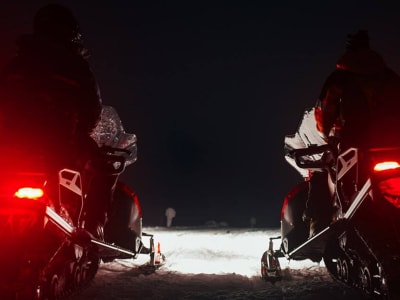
[261, 107, 400, 299]
[0, 105, 165, 299]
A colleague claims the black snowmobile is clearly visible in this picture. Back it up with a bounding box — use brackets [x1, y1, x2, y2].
[261, 107, 400, 299]
[0, 105, 164, 299]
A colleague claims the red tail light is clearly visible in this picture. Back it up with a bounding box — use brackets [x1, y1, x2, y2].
[370, 151, 400, 208]
[373, 160, 400, 208]
[14, 187, 44, 200]
[374, 161, 400, 172]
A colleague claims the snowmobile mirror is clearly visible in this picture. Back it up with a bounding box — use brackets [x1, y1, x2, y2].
[293, 144, 337, 170]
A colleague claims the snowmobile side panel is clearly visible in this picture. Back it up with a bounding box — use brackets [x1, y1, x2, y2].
[280, 181, 310, 253]
[104, 181, 143, 254]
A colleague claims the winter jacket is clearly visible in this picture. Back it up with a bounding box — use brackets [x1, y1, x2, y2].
[0, 34, 102, 147]
[314, 48, 400, 148]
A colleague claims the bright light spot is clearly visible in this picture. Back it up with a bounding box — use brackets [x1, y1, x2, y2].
[119, 228, 322, 277]
[14, 187, 44, 199]
[374, 161, 400, 172]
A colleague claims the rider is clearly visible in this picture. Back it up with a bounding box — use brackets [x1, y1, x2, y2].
[0, 4, 102, 156]
[0, 4, 116, 239]
[304, 30, 400, 236]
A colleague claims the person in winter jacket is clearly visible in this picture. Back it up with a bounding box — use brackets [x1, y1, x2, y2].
[0, 3, 102, 162]
[0, 4, 116, 240]
[305, 30, 400, 236]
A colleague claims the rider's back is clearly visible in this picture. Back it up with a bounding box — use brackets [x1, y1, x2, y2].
[315, 31, 400, 150]
[365, 69, 400, 148]
[0, 34, 102, 169]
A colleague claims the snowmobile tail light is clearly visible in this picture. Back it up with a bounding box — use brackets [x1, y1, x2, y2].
[373, 161, 400, 172]
[14, 187, 44, 200]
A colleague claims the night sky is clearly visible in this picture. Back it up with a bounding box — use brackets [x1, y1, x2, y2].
[2, 1, 400, 227]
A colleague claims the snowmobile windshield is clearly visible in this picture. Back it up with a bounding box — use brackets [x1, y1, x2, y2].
[90, 105, 137, 166]
[284, 108, 328, 178]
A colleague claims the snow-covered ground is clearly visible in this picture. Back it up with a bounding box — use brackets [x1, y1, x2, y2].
[69, 227, 364, 300]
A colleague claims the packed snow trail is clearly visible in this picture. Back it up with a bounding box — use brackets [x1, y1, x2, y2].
[70, 227, 364, 300]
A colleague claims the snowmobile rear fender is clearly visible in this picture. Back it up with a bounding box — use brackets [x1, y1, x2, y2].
[0, 199, 47, 240]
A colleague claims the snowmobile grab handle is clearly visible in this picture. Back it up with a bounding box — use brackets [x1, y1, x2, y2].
[292, 144, 338, 170]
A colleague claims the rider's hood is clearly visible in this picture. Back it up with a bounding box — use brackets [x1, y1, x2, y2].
[336, 48, 386, 75]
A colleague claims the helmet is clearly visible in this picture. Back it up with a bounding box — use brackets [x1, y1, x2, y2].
[345, 30, 370, 51]
[337, 30, 385, 75]
[33, 4, 83, 47]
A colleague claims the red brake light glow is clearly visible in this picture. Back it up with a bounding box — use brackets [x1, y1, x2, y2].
[14, 187, 44, 200]
[374, 161, 400, 172]
[377, 178, 400, 208]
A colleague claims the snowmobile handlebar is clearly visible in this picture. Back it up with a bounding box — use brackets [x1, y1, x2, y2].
[100, 145, 132, 157]
[89, 146, 133, 175]
[291, 144, 338, 170]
